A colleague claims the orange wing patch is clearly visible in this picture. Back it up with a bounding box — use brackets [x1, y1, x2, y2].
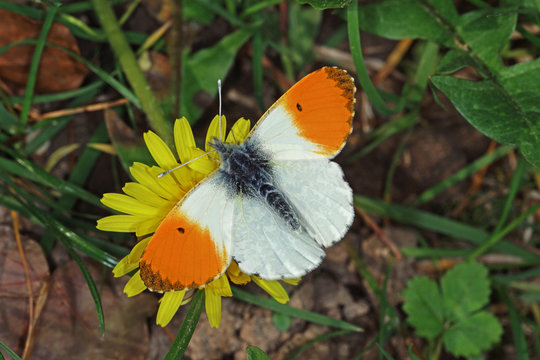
[284, 67, 355, 157]
[140, 208, 229, 291]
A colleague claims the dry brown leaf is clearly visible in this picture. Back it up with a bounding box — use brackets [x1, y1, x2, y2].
[0, 226, 49, 357]
[32, 260, 156, 359]
[0, 9, 88, 94]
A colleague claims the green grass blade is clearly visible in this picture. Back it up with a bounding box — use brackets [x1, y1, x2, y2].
[57, 233, 106, 335]
[9, 80, 103, 105]
[23, 82, 101, 154]
[232, 287, 362, 332]
[497, 286, 531, 360]
[492, 267, 540, 284]
[8, 188, 107, 334]
[347, 112, 418, 162]
[0, 341, 22, 360]
[20, 2, 61, 123]
[47, 42, 142, 108]
[414, 145, 513, 205]
[347, 0, 393, 116]
[164, 290, 205, 360]
[355, 195, 540, 262]
[285, 330, 352, 360]
[41, 122, 109, 252]
[383, 129, 412, 201]
[7, 38, 141, 110]
[494, 156, 529, 233]
[241, 0, 283, 18]
[252, 15, 265, 111]
[91, 0, 172, 147]
[377, 343, 396, 360]
[468, 201, 540, 260]
[195, 0, 245, 27]
[401, 247, 472, 258]
[0, 146, 102, 206]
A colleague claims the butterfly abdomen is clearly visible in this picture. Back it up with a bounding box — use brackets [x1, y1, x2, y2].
[212, 139, 300, 231]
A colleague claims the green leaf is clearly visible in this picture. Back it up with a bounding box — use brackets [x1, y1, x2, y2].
[456, 8, 517, 72]
[441, 262, 490, 319]
[181, 26, 254, 122]
[0, 104, 20, 133]
[184, 0, 216, 24]
[431, 58, 540, 167]
[437, 49, 479, 74]
[403, 276, 444, 340]
[356, 0, 456, 46]
[288, 1, 322, 70]
[272, 312, 292, 331]
[246, 346, 272, 360]
[443, 311, 503, 358]
[441, 262, 490, 321]
[298, 0, 351, 10]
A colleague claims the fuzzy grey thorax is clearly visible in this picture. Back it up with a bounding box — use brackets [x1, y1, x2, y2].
[210, 138, 300, 231]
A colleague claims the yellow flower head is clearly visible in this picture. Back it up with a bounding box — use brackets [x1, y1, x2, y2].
[97, 116, 299, 328]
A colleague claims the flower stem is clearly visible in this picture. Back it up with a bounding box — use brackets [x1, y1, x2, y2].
[90, 0, 173, 147]
[164, 290, 205, 360]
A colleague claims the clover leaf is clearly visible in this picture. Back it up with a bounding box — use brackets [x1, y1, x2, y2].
[403, 262, 502, 358]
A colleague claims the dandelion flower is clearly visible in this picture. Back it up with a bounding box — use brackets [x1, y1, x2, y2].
[97, 116, 298, 327]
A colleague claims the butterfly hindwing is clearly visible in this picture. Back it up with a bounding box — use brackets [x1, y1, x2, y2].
[232, 193, 325, 279]
[273, 158, 354, 247]
[140, 173, 234, 291]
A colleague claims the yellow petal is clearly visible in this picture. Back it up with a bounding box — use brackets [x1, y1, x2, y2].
[144, 131, 179, 170]
[205, 287, 222, 328]
[226, 117, 251, 144]
[113, 237, 151, 277]
[130, 162, 175, 200]
[174, 117, 196, 164]
[113, 256, 137, 278]
[282, 278, 301, 286]
[157, 290, 186, 327]
[147, 166, 186, 200]
[205, 115, 226, 153]
[122, 182, 171, 208]
[124, 270, 147, 296]
[227, 261, 251, 285]
[97, 214, 145, 233]
[207, 275, 232, 297]
[101, 193, 162, 216]
[186, 148, 218, 174]
[135, 215, 167, 237]
[252, 277, 289, 304]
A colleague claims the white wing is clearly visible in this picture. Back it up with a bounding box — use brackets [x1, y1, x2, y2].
[232, 195, 325, 279]
[273, 158, 354, 247]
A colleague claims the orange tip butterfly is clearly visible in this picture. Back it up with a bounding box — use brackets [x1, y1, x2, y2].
[140, 67, 356, 291]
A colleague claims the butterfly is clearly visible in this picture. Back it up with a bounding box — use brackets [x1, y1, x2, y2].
[140, 67, 356, 291]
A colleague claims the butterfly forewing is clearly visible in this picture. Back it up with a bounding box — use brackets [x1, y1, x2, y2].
[140, 173, 234, 291]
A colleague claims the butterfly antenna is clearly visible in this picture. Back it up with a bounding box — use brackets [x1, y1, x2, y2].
[157, 150, 217, 178]
[218, 79, 223, 141]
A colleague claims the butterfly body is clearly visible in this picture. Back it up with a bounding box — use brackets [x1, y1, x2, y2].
[211, 138, 301, 231]
[140, 67, 356, 291]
